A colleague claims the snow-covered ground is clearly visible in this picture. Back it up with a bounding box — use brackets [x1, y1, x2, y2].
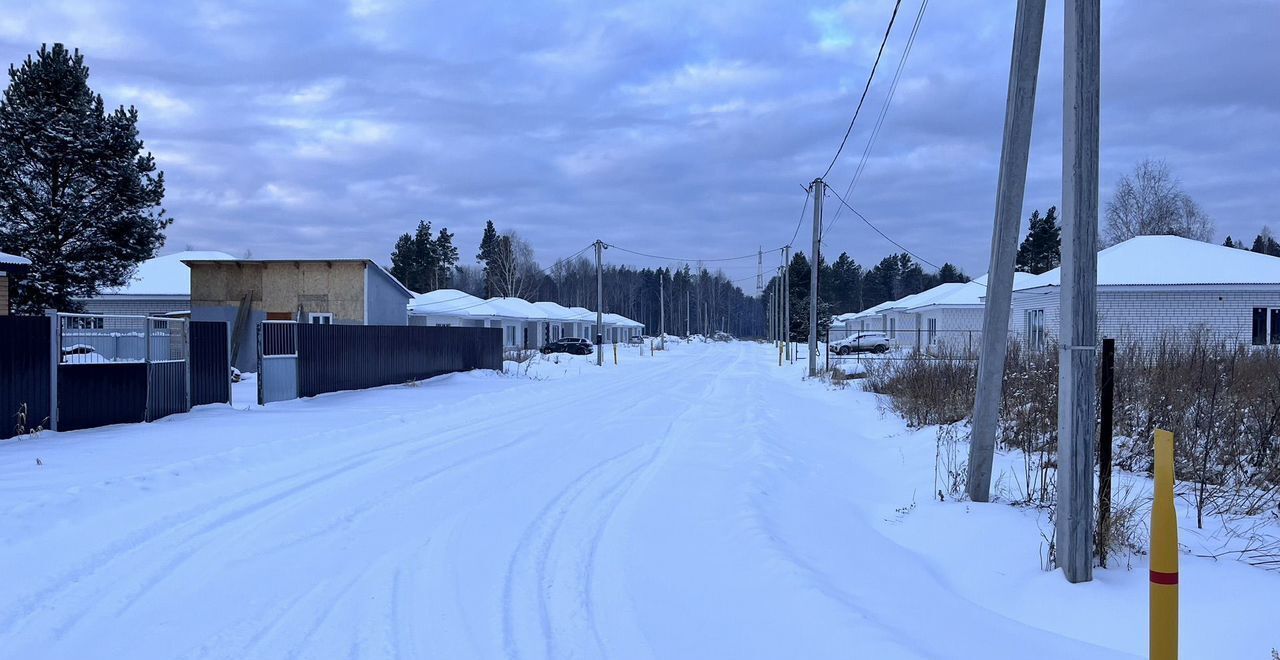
[0, 341, 1276, 658]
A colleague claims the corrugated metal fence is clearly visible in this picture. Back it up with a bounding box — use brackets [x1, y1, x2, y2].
[0, 316, 52, 439]
[257, 323, 501, 403]
[0, 314, 231, 438]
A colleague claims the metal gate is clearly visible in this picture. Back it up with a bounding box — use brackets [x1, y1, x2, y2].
[257, 321, 299, 404]
[55, 313, 192, 430]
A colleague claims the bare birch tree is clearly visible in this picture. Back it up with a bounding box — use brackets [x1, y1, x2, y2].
[1105, 158, 1215, 246]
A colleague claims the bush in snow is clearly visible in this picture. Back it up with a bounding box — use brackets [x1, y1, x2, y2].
[867, 331, 1280, 531]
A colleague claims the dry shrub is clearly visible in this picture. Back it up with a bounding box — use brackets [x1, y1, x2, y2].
[869, 330, 1280, 523]
[864, 352, 977, 427]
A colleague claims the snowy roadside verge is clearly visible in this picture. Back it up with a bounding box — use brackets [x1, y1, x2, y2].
[783, 345, 1280, 658]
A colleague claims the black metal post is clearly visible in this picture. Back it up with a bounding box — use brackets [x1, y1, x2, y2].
[1097, 337, 1115, 567]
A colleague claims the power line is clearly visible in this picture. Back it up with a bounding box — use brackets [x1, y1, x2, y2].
[788, 186, 811, 248]
[826, 0, 929, 236]
[605, 243, 782, 263]
[819, 0, 905, 181]
[826, 185, 959, 277]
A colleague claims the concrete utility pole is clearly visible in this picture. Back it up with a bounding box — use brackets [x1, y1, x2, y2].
[808, 178, 823, 377]
[782, 246, 791, 361]
[967, 0, 1047, 503]
[1057, 0, 1101, 584]
[659, 273, 665, 344]
[595, 240, 605, 367]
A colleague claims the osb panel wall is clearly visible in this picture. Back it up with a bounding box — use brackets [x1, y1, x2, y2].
[190, 262, 366, 322]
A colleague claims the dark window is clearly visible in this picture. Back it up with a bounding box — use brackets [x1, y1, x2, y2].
[1254, 308, 1268, 346]
[1272, 309, 1280, 345]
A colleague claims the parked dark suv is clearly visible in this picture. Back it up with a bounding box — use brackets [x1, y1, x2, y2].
[541, 337, 595, 355]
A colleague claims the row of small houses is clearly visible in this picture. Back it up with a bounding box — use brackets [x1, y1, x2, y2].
[831, 236, 1280, 350]
[0, 251, 643, 373]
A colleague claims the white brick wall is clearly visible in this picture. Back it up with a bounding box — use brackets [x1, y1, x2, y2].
[1009, 287, 1280, 345]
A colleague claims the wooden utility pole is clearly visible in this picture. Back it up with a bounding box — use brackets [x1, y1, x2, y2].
[1057, 0, 1101, 584]
[967, 0, 1047, 503]
[808, 178, 823, 377]
[595, 240, 604, 367]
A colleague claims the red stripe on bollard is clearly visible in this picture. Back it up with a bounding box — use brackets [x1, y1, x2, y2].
[1150, 570, 1179, 585]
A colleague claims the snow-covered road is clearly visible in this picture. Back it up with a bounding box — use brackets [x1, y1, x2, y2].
[1, 342, 1273, 658]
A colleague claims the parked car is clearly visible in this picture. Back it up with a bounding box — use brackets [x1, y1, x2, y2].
[831, 332, 891, 355]
[541, 337, 595, 355]
[627, 335, 644, 345]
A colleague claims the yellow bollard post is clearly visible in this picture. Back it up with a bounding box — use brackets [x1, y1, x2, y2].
[1150, 429, 1178, 660]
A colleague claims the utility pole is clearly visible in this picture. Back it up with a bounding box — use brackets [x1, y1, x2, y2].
[782, 246, 791, 361]
[967, 0, 1047, 503]
[659, 272, 665, 349]
[808, 178, 823, 377]
[1058, 0, 1101, 584]
[595, 240, 605, 367]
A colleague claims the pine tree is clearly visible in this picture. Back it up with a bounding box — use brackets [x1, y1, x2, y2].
[409, 220, 436, 293]
[1223, 236, 1239, 249]
[1250, 226, 1280, 257]
[433, 227, 458, 289]
[389, 232, 416, 290]
[0, 44, 169, 313]
[1015, 207, 1061, 274]
[476, 219, 499, 298]
[936, 263, 969, 284]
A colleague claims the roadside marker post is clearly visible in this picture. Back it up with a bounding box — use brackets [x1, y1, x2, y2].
[778, 342, 783, 366]
[1150, 428, 1178, 660]
[613, 343, 618, 365]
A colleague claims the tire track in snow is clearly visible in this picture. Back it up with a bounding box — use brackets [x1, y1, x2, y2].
[1, 355, 693, 652]
[501, 347, 746, 659]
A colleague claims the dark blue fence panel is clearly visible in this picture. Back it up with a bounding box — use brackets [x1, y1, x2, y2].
[0, 316, 51, 439]
[190, 321, 230, 406]
[147, 361, 188, 422]
[58, 363, 147, 432]
[296, 325, 501, 398]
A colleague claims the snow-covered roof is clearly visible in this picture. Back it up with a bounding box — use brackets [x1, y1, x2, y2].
[0, 250, 30, 267]
[531, 301, 581, 321]
[484, 297, 550, 320]
[1015, 235, 1280, 290]
[905, 273, 1040, 311]
[101, 250, 235, 296]
[568, 306, 602, 322]
[407, 289, 489, 317]
[604, 313, 644, 328]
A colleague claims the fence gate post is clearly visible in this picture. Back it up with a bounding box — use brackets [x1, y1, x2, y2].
[1098, 337, 1115, 567]
[184, 319, 193, 413]
[143, 317, 152, 422]
[45, 310, 59, 432]
[256, 321, 264, 406]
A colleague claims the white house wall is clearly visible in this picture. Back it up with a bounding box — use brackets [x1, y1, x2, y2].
[1009, 288, 1280, 346]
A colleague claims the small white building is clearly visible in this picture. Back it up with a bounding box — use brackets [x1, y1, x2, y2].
[1009, 235, 1280, 348]
[80, 250, 235, 316]
[532, 301, 584, 340]
[407, 289, 493, 327]
[484, 297, 552, 350]
[603, 313, 644, 343]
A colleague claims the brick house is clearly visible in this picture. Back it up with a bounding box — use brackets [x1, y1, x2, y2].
[1009, 235, 1280, 348]
[0, 250, 31, 315]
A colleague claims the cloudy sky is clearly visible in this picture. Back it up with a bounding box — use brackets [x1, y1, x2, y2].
[2, 0, 1276, 285]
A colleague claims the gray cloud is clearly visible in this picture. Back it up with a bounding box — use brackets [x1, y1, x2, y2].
[1, 0, 1276, 280]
